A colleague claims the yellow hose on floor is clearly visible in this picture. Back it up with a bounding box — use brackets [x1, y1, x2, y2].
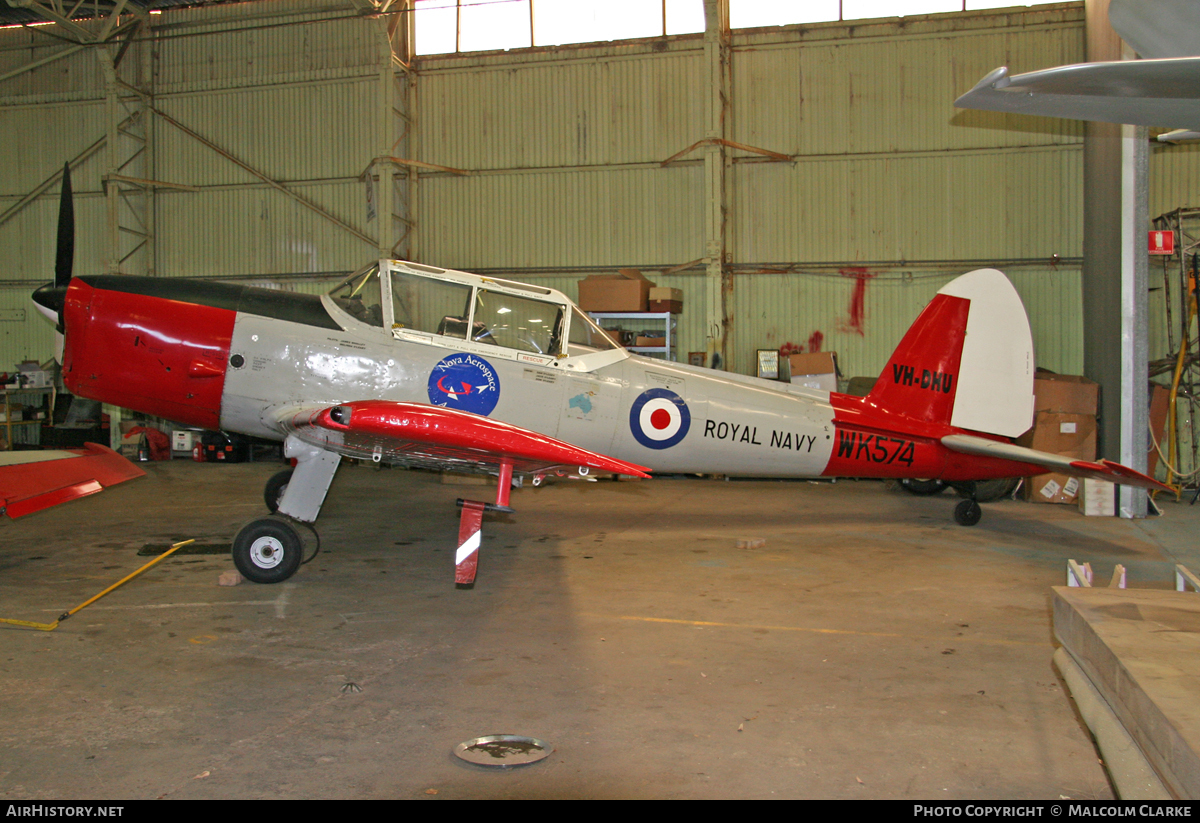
[0, 539, 195, 631]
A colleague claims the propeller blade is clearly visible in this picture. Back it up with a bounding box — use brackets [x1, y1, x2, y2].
[55, 162, 74, 288]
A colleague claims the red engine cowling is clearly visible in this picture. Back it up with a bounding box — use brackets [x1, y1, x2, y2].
[62, 278, 235, 430]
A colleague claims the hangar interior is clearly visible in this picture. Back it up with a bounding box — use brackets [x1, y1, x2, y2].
[2, 0, 1200, 801]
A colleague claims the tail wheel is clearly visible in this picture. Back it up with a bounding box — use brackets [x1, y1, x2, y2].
[954, 499, 982, 527]
[264, 468, 294, 513]
[233, 516, 304, 584]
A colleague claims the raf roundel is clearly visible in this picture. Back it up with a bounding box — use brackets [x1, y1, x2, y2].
[428, 353, 501, 417]
[629, 388, 691, 449]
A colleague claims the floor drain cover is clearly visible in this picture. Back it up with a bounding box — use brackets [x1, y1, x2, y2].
[453, 735, 553, 768]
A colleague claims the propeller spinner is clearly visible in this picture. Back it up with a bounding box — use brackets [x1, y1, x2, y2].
[31, 162, 74, 329]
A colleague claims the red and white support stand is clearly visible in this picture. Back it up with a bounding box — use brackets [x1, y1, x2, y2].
[455, 501, 485, 585]
[454, 460, 515, 587]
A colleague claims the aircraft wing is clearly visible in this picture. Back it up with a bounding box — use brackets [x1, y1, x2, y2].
[271, 400, 652, 479]
[1109, 0, 1200, 61]
[954, 60, 1200, 130]
[0, 442, 146, 519]
[941, 434, 1172, 493]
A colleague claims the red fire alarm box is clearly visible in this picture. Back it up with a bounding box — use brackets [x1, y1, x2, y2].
[1149, 230, 1176, 255]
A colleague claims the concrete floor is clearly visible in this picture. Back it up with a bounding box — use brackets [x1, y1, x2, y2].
[2, 461, 1197, 800]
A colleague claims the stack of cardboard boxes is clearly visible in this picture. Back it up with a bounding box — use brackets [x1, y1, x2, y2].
[576, 270, 684, 316]
[1016, 373, 1102, 509]
[576, 271, 683, 354]
[577, 269, 654, 312]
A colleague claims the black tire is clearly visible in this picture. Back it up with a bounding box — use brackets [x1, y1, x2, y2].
[955, 477, 1018, 503]
[264, 468, 294, 513]
[899, 478, 948, 496]
[954, 499, 982, 527]
[232, 517, 304, 584]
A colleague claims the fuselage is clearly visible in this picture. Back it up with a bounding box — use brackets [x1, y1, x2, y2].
[57, 261, 1043, 483]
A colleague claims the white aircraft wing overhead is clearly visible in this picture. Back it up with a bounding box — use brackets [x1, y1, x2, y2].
[1109, 0, 1200, 59]
[954, 60, 1200, 130]
[941, 434, 1172, 493]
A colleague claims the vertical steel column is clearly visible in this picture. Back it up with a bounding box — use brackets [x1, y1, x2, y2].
[703, 0, 731, 370]
[1119, 122, 1149, 518]
[377, 21, 398, 261]
[373, 4, 416, 262]
[403, 2, 419, 263]
[97, 34, 153, 277]
[1083, 0, 1150, 518]
[100, 49, 121, 275]
[142, 22, 156, 277]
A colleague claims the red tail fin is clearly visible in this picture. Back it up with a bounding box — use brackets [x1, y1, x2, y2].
[865, 269, 1035, 438]
[865, 293, 969, 427]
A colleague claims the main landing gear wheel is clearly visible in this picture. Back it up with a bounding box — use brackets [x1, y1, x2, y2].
[233, 516, 304, 584]
[955, 477, 1019, 503]
[264, 468, 294, 514]
[954, 499, 982, 527]
[899, 478, 948, 496]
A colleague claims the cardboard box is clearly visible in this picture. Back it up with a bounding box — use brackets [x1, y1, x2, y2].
[119, 432, 145, 460]
[1016, 412, 1097, 459]
[789, 352, 838, 377]
[648, 299, 683, 313]
[15, 361, 50, 388]
[635, 335, 665, 348]
[648, 287, 683, 314]
[1078, 478, 1115, 516]
[1018, 411, 1096, 504]
[173, 431, 199, 452]
[788, 352, 838, 391]
[577, 269, 654, 312]
[16, 371, 49, 388]
[1033, 373, 1099, 416]
[1026, 472, 1082, 504]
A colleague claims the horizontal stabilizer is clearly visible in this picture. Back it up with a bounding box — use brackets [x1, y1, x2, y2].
[941, 434, 1172, 493]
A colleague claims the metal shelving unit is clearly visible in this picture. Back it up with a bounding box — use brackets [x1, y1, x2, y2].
[587, 312, 677, 361]
[1, 387, 54, 450]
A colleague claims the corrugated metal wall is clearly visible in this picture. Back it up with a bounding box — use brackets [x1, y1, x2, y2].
[417, 4, 1094, 378]
[1, 1, 1195, 384]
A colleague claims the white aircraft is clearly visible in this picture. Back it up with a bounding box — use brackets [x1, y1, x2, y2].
[30, 170, 1169, 587]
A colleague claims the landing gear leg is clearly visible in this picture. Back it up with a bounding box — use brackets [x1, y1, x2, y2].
[952, 481, 982, 526]
[233, 436, 341, 584]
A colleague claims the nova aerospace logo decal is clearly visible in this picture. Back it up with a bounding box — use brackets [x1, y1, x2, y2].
[428, 354, 500, 416]
[629, 388, 690, 449]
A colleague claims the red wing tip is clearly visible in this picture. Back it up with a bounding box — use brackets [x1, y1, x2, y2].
[606, 462, 652, 479]
[4, 480, 104, 519]
[1068, 459, 1174, 493]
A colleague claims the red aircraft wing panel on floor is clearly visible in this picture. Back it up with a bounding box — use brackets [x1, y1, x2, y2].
[0, 442, 146, 519]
